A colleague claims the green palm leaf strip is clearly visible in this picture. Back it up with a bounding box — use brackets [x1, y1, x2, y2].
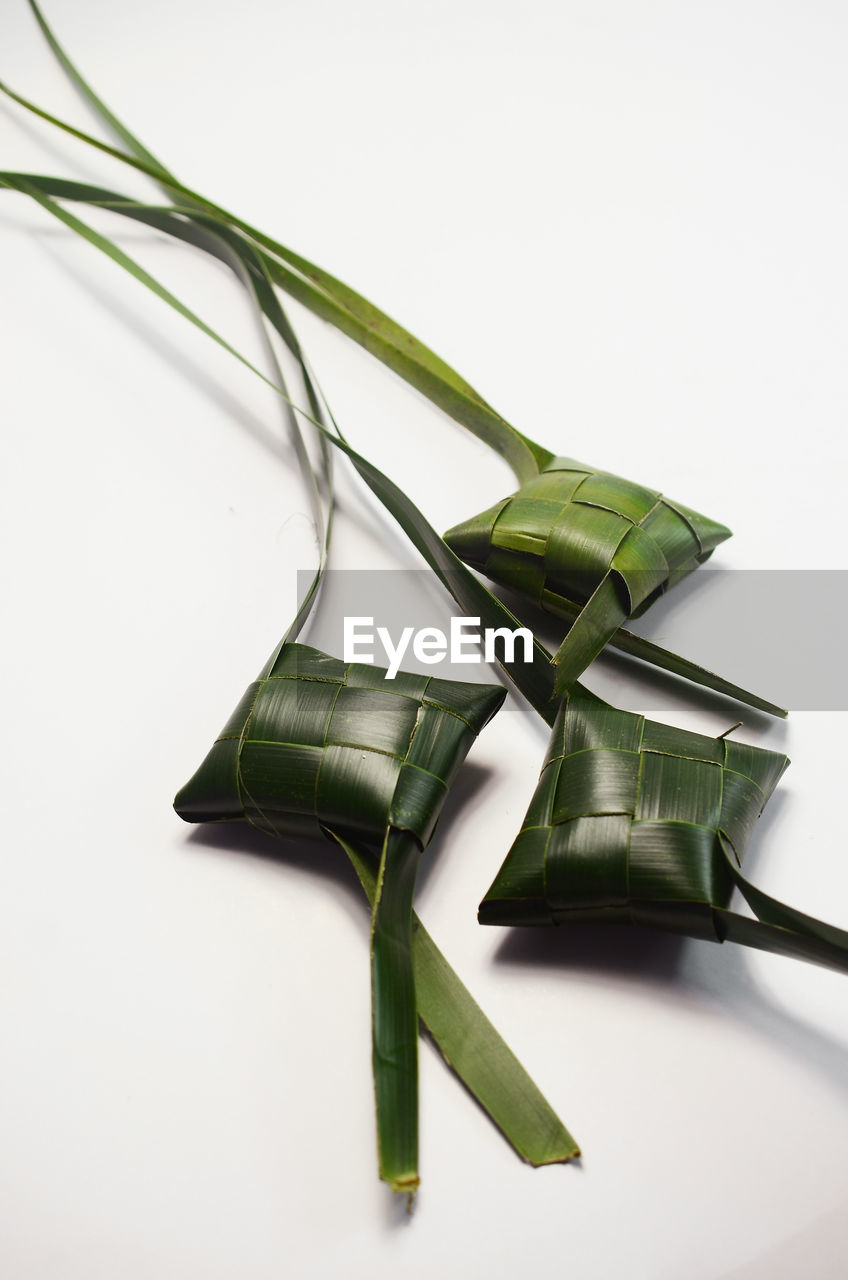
[370, 828, 421, 1192]
[0, 10, 786, 711]
[338, 831, 576, 1167]
[480, 689, 848, 974]
[23, 0, 548, 479]
[0, 47, 545, 488]
[211, 220, 334, 653]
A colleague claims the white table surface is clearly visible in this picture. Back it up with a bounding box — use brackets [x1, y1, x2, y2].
[2, 3, 847, 1277]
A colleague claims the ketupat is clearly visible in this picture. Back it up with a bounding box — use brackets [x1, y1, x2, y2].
[444, 455, 731, 697]
[174, 645, 506, 849]
[175, 642, 506, 1195]
[481, 689, 786, 933]
[480, 690, 848, 975]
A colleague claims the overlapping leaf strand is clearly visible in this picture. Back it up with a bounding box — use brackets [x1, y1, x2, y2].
[8, 2, 549, 484]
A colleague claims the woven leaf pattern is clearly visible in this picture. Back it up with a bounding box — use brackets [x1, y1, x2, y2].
[445, 456, 731, 691]
[175, 643, 506, 848]
[479, 691, 788, 940]
[445, 456, 730, 612]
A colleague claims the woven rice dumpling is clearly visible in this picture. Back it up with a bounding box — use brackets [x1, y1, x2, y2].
[445, 456, 730, 695]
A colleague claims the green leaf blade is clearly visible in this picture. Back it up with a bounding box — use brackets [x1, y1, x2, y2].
[369, 828, 422, 1195]
[338, 834, 580, 1167]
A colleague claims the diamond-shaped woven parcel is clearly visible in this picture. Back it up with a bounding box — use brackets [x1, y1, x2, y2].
[444, 455, 730, 621]
[479, 691, 788, 942]
[175, 643, 506, 848]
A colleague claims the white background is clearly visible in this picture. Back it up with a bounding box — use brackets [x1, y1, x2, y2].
[2, 2, 848, 1277]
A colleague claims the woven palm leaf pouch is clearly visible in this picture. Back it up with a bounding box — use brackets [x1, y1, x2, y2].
[445, 456, 731, 696]
[480, 690, 848, 973]
[175, 642, 505, 843]
[175, 641, 513, 1192]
